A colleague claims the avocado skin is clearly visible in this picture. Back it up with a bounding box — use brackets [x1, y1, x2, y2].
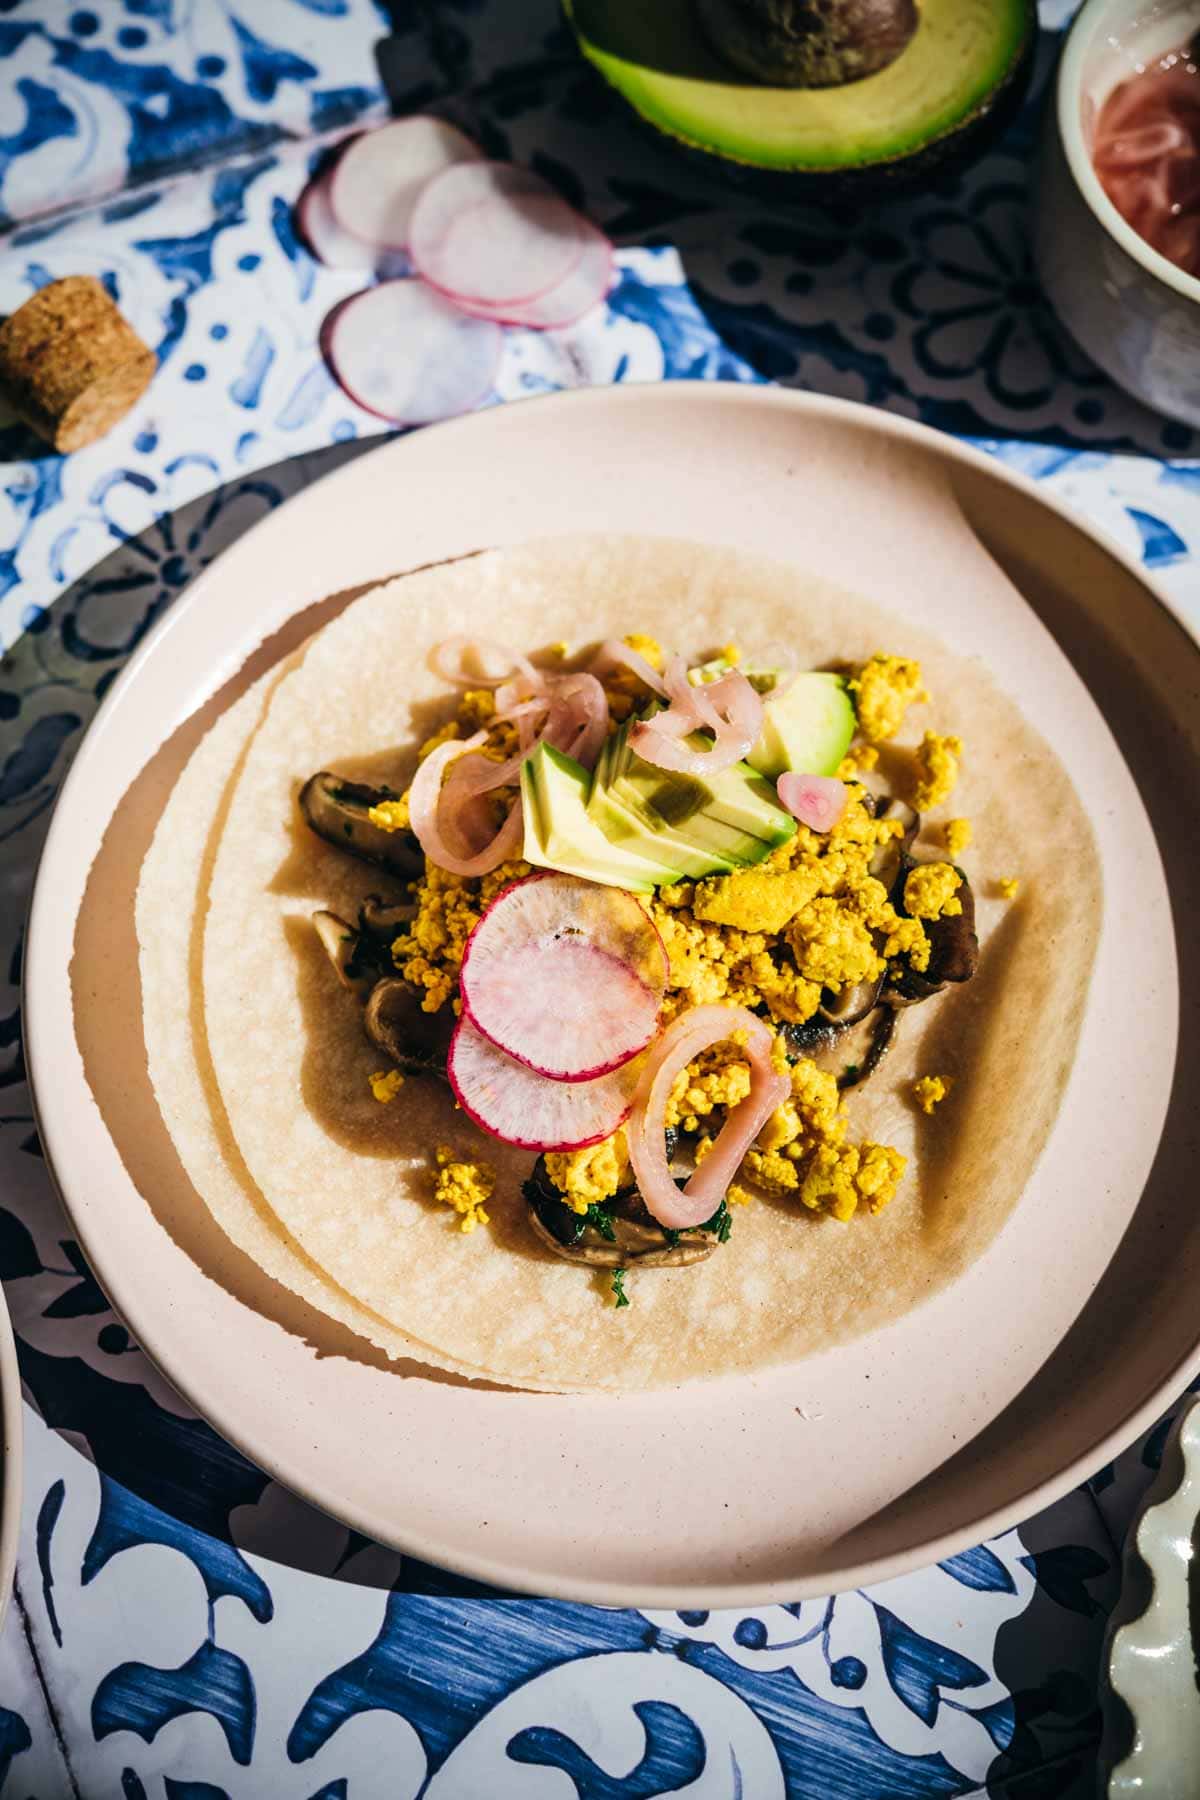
[563, 0, 1037, 201]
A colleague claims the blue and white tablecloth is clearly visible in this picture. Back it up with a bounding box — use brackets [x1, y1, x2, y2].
[0, 3, 1194, 1795]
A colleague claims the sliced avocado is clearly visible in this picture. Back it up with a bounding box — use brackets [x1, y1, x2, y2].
[747, 672, 856, 780]
[563, 0, 1035, 191]
[603, 719, 796, 866]
[521, 743, 677, 893]
[590, 732, 739, 879]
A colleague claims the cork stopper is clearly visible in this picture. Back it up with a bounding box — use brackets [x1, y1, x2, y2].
[0, 276, 156, 452]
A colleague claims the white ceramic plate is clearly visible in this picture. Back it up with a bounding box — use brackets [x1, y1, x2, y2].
[24, 386, 1200, 1605]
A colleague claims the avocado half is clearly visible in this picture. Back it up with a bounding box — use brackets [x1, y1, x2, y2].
[562, 0, 1036, 197]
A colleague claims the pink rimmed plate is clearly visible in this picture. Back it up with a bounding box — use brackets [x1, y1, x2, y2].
[24, 385, 1198, 1605]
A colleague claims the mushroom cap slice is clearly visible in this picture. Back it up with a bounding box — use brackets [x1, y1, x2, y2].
[312, 911, 377, 1001]
[299, 772, 423, 876]
[359, 893, 418, 939]
[782, 1002, 896, 1090]
[523, 1158, 717, 1268]
[363, 978, 454, 1077]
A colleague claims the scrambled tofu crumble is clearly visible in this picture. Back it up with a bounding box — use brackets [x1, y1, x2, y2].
[433, 1144, 495, 1233]
[368, 797, 410, 834]
[362, 640, 976, 1232]
[369, 1068, 405, 1104]
[393, 857, 531, 1013]
[911, 731, 962, 811]
[903, 862, 963, 921]
[913, 1074, 951, 1115]
[943, 817, 972, 858]
[837, 743, 879, 779]
[850, 655, 927, 743]
[545, 1131, 629, 1214]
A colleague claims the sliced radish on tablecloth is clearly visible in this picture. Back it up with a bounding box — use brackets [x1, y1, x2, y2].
[456, 227, 614, 328]
[410, 161, 591, 309]
[297, 173, 381, 272]
[328, 117, 482, 252]
[459, 874, 667, 1080]
[448, 1016, 641, 1151]
[326, 279, 500, 424]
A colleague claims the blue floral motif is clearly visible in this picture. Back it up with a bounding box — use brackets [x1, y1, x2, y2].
[0, 1, 390, 226]
[0, 1705, 32, 1785]
[1125, 506, 1188, 568]
[93, 1641, 256, 1763]
[1017, 1545, 1112, 1618]
[874, 1605, 988, 1727]
[939, 1546, 1018, 1595]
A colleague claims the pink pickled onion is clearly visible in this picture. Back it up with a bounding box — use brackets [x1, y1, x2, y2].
[777, 772, 848, 833]
[630, 655, 764, 777]
[429, 637, 539, 689]
[411, 661, 611, 876]
[443, 671, 607, 802]
[542, 670, 608, 770]
[751, 640, 798, 701]
[627, 1004, 790, 1230]
[495, 672, 546, 714]
[408, 730, 524, 876]
[589, 638, 669, 698]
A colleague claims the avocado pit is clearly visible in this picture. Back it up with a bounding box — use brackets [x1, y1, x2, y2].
[695, 0, 918, 88]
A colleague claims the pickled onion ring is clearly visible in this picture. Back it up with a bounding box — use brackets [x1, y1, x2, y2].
[630, 657, 764, 777]
[589, 638, 669, 698]
[408, 730, 524, 876]
[412, 662, 611, 876]
[429, 637, 539, 689]
[627, 1004, 789, 1230]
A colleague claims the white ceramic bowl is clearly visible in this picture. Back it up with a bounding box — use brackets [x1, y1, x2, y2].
[1102, 1396, 1200, 1794]
[1035, 0, 1200, 425]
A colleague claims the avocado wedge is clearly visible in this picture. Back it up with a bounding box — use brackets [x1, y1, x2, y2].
[562, 0, 1035, 194]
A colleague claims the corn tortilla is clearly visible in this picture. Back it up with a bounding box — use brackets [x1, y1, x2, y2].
[137, 667, 528, 1385]
[192, 535, 1099, 1391]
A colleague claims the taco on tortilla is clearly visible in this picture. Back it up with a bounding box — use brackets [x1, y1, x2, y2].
[138, 534, 1099, 1391]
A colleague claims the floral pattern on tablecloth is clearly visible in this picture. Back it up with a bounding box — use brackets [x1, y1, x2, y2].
[0, 2, 1194, 1796]
[0, 0, 395, 227]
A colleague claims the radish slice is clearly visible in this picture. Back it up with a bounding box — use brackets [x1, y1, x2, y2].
[455, 227, 614, 329]
[627, 1004, 790, 1230]
[410, 162, 589, 308]
[777, 772, 848, 832]
[297, 172, 380, 271]
[328, 117, 481, 252]
[459, 873, 667, 1081]
[326, 279, 500, 425]
[448, 1017, 640, 1151]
